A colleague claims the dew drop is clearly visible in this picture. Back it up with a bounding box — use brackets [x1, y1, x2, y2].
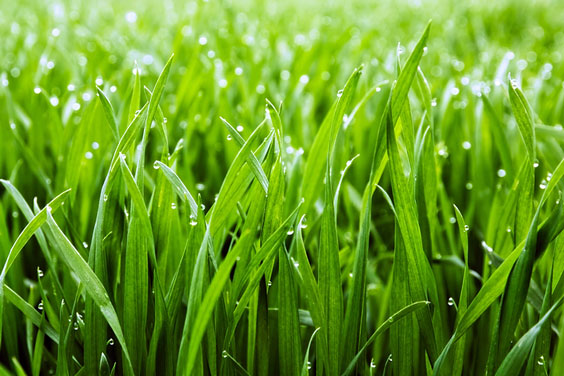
[82, 242, 89, 249]
[538, 356, 545, 366]
[236, 125, 244, 132]
[153, 161, 160, 169]
[462, 141, 472, 150]
[431, 98, 437, 107]
[226, 134, 232, 141]
[103, 194, 109, 202]
[222, 350, 228, 358]
[287, 229, 294, 236]
[497, 169, 506, 178]
[38, 301, 44, 311]
[171, 202, 177, 210]
[464, 225, 470, 232]
[337, 89, 343, 98]
[38, 268, 44, 278]
[108, 338, 115, 346]
[34, 87, 41, 94]
[267, 280, 272, 287]
[448, 297, 455, 306]
[449, 217, 456, 224]
[465, 182, 473, 190]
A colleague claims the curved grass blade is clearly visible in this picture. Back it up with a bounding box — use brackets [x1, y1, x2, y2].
[342, 301, 430, 376]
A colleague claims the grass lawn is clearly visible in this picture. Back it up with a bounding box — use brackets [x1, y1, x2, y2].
[2, 0, 564, 374]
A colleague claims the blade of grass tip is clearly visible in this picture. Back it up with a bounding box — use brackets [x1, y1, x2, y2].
[0, 185, 69, 349]
[128, 61, 141, 124]
[0, 180, 56, 269]
[369, 21, 431, 188]
[143, 86, 169, 148]
[278, 246, 302, 376]
[207, 122, 273, 235]
[145, 54, 174, 135]
[342, 301, 431, 376]
[434, 158, 564, 374]
[300, 328, 320, 376]
[508, 76, 535, 161]
[495, 296, 564, 376]
[220, 116, 269, 193]
[153, 161, 199, 220]
[300, 67, 362, 214]
[43, 210, 134, 375]
[31, 314, 45, 376]
[265, 99, 284, 146]
[96, 86, 119, 141]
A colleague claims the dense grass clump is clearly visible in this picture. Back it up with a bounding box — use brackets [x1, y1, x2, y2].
[2, 0, 564, 374]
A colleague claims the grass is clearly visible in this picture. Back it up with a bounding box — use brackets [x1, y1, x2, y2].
[2, 0, 564, 374]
